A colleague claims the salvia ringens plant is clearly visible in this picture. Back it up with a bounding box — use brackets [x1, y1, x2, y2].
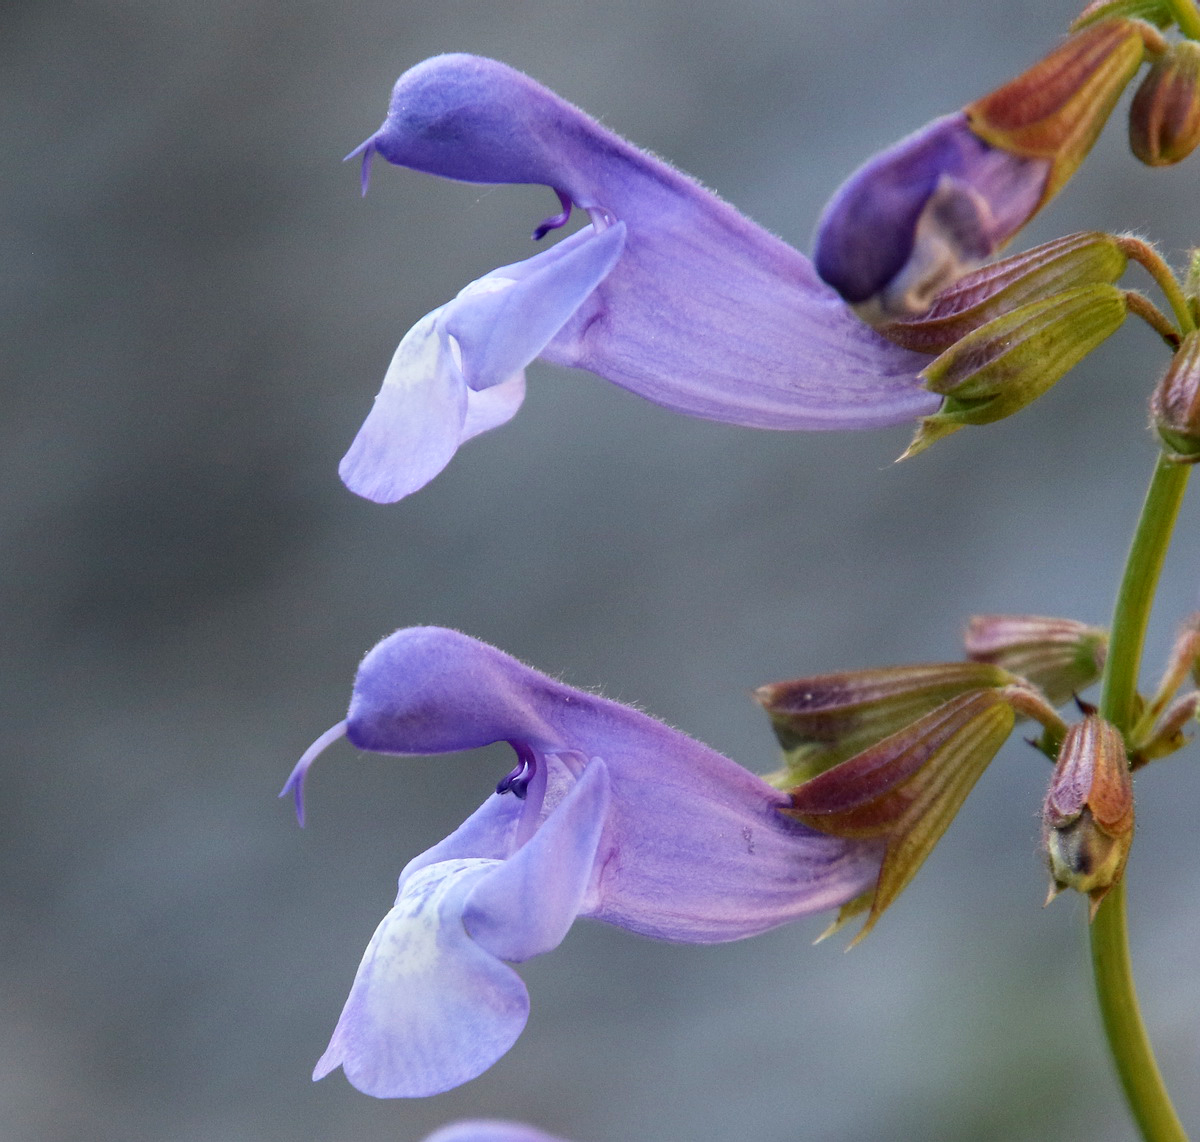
[901, 283, 1129, 457]
[1042, 715, 1134, 917]
[964, 613, 1108, 707]
[1129, 40, 1200, 165]
[293, 3, 1200, 1132]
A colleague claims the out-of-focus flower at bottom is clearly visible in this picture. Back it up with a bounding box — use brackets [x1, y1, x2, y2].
[283, 627, 884, 1097]
[422, 1122, 573, 1142]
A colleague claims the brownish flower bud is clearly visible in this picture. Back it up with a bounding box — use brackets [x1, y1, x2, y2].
[1151, 331, 1200, 460]
[967, 19, 1158, 205]
[1129, 41, 1200, 165]
[756, 661, 1013, 785]
[1042, 715, 1134, 916]
[879, 232, 1128, 355]
[965, 614, 1107, 705]
[787, 690, 1016, 942]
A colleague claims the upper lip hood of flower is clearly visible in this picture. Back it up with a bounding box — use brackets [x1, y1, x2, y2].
[340, 54, 939, 503]
[285, 626, 883, 1097]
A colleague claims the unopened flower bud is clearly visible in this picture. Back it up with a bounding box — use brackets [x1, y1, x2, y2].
[967, 18, 1157, 204]
[1042, 715, 1133, 915]
[1129, 41, 1200, 166]
[965, 614, 1107, 706]
[902, 284, 1128, 456]
[788, 690, 1016, 941]
[756, 661, 1013, 785]
[1151, 331, 1200, 460]
[879, 232, 1128, 354]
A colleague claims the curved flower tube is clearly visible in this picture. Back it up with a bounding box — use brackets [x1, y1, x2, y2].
[422, 1122, 573, 1142]
[342, 53, 939, 502]
[283, 626, 884, 1097]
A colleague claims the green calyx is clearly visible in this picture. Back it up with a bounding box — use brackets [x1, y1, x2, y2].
[901, 283, 1128, 458]
[757, 661, 1013, 786]
[880, 232, 1128, 355]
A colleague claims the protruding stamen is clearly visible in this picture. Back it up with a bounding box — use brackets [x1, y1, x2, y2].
[280, 720, 349, 826]
[532, 189, 573, 240]
[495, 744, 538, 799]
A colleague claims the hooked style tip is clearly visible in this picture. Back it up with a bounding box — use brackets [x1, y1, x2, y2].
[531, 189, 573, 241]
[344, 137, 377, 196]
[279, 720, 349, 826]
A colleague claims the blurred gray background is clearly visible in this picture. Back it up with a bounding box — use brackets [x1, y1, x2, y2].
[5, 1, 1200, 1140]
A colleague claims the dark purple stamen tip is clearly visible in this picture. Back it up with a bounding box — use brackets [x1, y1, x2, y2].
[496, 745, 538, 799]
[532, 189, 573, 241]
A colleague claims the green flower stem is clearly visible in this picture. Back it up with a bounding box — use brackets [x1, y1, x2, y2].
[1099, 455, 1191, 729]
[1092, 452, 1191, 1142]
[1118, 239, 1197, 336]
[1165, 0, 1200, 43]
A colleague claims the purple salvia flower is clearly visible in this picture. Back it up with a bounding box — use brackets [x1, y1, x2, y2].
[422, 1123, 573, 1142]
[812, 115, 1049, 324]
[340, 53, 938, 503]
[283, 626, 884, 1096]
